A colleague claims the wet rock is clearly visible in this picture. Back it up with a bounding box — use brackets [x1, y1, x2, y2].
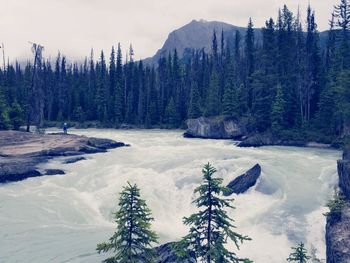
[238, 132, 307, 147]
[224, 164, 261, 195]
[326, 202, 350, 263]
[326, 147, 350, 263]
[0, 130, 127, 184]
[63, 156, 86, 164]
[45, 169, 65, 175]
[184, 116, 248, 139]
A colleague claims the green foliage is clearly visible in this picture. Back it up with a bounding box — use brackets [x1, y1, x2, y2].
[97, 183, 158, 263]
[9, 101, 24, 130]
[324, 189, 347, 218]
[287, 243, 311, 263]
[0, 91, 10, 130]
[188, 82, 202, 119]
[175, 163, 251, 263]
[271, 84, 285, 131]
[205, 71, 220, 117]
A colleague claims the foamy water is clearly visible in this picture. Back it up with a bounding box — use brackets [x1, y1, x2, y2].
[0, 129, 341, 262]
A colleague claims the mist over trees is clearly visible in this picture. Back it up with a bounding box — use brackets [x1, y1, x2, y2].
[0, 2, 349, 141]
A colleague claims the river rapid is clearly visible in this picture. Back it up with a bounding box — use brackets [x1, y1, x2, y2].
[0, 129, 341, 262]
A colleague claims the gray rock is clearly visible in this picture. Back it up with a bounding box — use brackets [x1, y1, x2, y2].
[326, 147, 350, 263]
[184, 116, 247, 139]
[224, 164, 261, 195]
[326, 202, 350, 263]
[0, 131, 127, 184]
[45, 169, 65, 175]
[338, 160, 350, 199]
[238, 132, 307, 148]
[63, 156, 86, 164]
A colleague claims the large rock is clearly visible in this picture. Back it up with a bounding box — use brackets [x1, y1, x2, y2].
[238, 132, 307, 148]
[184, 117, 247, 139]
[326, 147, 350, 263]
[326, 202, 350, 263]
[224, 164, 261, 196]
[0, 131, 127, 183]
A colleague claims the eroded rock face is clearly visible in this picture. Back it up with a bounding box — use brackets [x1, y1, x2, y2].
[326, 148, 350, 263]
[184, 117, 247, 139]
[326, 202, 350, 263]
[224, 164, 261, 196]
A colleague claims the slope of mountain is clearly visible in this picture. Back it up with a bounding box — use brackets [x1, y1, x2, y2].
[143, 19, 253, 65]
[144, 19, 329, 66]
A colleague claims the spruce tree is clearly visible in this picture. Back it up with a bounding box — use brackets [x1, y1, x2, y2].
[97, 183, 158, 263]
[205, 71, 220, 117]
[222, 62, 239, 118]
[0, 90, 10, 130]
[287, 243, 311, 263]
[188, 81, 202, 119]
[271, 84, 285, 131]
[175, 163, 251, 263]
[9, 101, 24, 130]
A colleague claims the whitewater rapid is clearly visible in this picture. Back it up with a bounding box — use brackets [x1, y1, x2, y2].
[0, 129, 341, 262]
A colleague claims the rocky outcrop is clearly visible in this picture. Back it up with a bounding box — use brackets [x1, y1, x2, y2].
[237, 132, 308, 148]
[45, 169, 65, 175]
[0, 131, 127, 183]
[63, 156, 86, 164]
[326, 146, 350, 263]
[224, 164, 261, 196]
[184, 117, 248, 139]
[326, 202, 350, 263]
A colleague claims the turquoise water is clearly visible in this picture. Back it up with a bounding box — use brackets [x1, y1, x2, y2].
[0, 129, 341, 262]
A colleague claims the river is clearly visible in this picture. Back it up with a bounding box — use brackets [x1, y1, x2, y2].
[0, 129, 341, 262]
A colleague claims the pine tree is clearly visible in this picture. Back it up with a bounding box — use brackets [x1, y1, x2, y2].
[271, 84, 285, 131]
[188, 81, 202, 119]
[175, 163, 251, 263]
[0, 90, 10, 130]
[164, 97, 178, 127]
[205, 71, 220, 117]
[97, 183, 158, 263]
[287, 243, 311, 263]
[114, 43, 124, 126]
[9, 100, 24, 130]
[222, 62, 239, 117]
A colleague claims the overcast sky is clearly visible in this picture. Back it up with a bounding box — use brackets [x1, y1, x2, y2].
[0, 0, 339, 63]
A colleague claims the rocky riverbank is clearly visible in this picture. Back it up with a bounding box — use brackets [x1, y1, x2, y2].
[0, 131, 127, 183]
[184, 117, 333, 149]
[326, 147, 350, 263]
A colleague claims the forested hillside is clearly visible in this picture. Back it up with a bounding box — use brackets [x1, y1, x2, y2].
[0, 3, 349, 143]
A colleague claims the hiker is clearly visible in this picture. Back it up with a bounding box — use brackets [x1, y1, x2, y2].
[63, 123, 68, 134]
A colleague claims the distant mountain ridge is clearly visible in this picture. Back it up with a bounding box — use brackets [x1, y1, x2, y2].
[144, 19, 329, 65]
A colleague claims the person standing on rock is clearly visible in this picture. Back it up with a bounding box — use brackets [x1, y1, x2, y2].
[63, 123, 68, 134]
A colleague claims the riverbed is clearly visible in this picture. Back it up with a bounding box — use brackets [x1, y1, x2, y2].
[0, 129, 341, 262]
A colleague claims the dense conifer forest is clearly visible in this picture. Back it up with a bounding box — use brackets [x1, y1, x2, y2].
[0, 2, 349, 143]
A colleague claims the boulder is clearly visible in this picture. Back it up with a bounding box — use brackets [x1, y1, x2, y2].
[63, 156, 86, 164]
[184, 116, 247, 139]
[238, 132, 307, 148]
[45, 169, 65, 175]
[224, 164, 261, 196]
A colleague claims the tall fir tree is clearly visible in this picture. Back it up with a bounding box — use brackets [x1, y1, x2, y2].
[175, 163, 251, 263]
[97, 183, 158, 263]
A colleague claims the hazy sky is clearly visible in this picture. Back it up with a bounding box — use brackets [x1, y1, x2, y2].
[0, 0, 339, 62]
